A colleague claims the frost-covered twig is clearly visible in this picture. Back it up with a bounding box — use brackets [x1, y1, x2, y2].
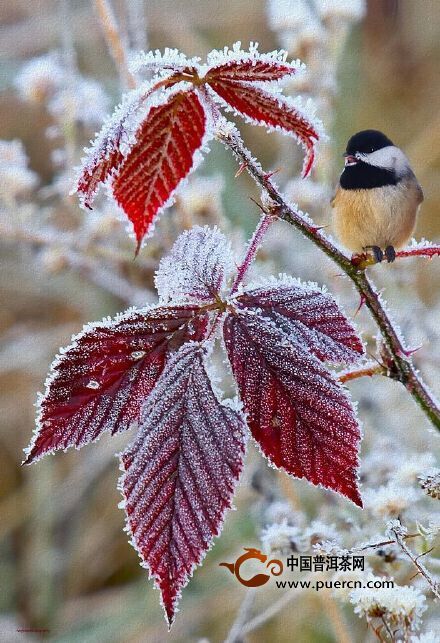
[338, 362, 385, 383]
[388, 521, 440, 601]
[224, 589, 256, 643]
[347, 533, 420, 554]
[94, 0, 136, 89]
[240, 583, 308, 636]
[218, 128, 440, 432]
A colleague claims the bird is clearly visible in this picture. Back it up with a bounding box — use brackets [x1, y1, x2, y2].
[331, 129, 423, 263]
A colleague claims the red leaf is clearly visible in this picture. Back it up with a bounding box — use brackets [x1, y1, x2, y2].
[76, 123, 125, 210]
[206, 59, 298, 83]
[74, 77, 184, 210]
[236, 278, 364, 363]
[120, 343, 247, 626]
[223, 306, 362, 506]
[112, 89, 207, 252]
[24, 306, 208, 464]
[207, 82, 318, 177]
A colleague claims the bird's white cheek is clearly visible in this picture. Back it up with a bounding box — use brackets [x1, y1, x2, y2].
[366, 146, 409, 175]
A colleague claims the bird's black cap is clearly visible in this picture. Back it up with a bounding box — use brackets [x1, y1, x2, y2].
[346, 130, 394, 155]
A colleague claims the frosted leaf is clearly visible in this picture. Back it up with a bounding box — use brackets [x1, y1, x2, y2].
[155, 226, 234, 304]
[206, 83, 321, 177]
[234, 275, 364, 363]
[24, 305, 208, 464]
[223, 305, 362, 505]
[111, 88, 210, 252]
[129, 48, 201, 76]
[73, 78, 188, 212]
[119, 342, 247, 625]
[73, 79, 161, 209]
[205, 41, 303, 82]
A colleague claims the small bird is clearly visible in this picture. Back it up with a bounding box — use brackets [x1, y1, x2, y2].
[331, 129, 423, 263]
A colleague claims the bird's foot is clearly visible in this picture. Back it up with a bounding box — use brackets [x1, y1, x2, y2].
[385, 245, 396, 263]
[363, 245, 384, 263]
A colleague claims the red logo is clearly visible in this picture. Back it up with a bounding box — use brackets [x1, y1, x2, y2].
[219, 547, 283, 587]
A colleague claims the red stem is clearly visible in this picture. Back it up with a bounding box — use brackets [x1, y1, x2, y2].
[230, 213, 273, 295]
[396, 246, 440, 259]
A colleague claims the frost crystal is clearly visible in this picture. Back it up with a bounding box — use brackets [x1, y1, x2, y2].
[155, 226, 234, 304]
[419, 468, 440, 499]
[14, 53, 64, 103]
[49, 77, 110, 128]
[261, 520, 305, 554]
[364, 483, 418, 518]
[350, 583, 427, 630]
[15, 52, 109, 127]
[411, 632, 440, 643]
[0, 139, 38, 199]
[391, 453, 436, 485]
[304, 520, 339, 549]
[315, 0, 366, 21]
[129, 48, 201, 76]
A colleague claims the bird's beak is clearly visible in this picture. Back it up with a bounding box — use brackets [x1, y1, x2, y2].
[344, 154, 358, 167]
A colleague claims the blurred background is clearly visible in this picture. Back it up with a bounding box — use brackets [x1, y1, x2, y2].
[0, 1, 439, 641]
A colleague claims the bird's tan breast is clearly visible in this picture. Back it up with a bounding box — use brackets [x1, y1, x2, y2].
[331, 179, 422, 252]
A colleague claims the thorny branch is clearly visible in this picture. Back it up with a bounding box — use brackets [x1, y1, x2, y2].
[218, 128, 440, 432]
[389, 522, 440, 600]
[338, 362, 386, 383]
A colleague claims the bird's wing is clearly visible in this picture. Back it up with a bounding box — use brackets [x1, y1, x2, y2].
[330, 184, 340, 208]
[416, 182, 424, 205]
